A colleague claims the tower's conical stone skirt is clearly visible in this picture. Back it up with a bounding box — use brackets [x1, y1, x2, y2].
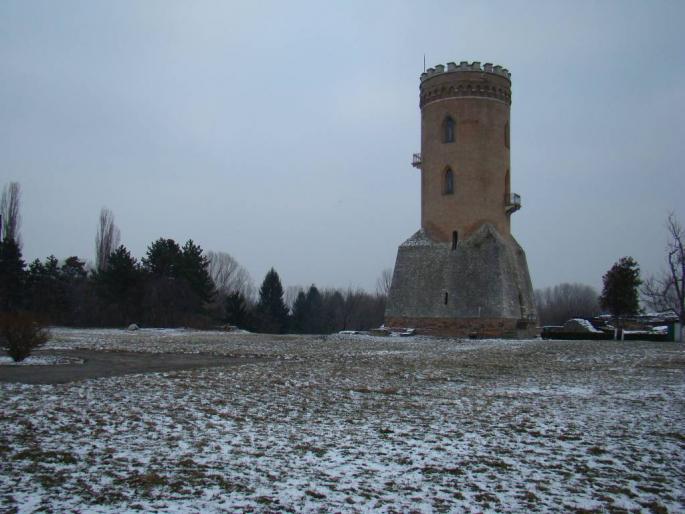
[385, 224, 538, 338]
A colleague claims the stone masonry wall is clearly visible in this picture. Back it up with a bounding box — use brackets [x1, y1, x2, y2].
[385, 224, 538, 338]
[384, 316, 538, 339]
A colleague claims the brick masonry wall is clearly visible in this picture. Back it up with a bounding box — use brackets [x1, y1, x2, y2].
[420, 71, 512, 242]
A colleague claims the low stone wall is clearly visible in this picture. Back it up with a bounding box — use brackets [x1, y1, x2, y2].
[385, 316, 539, 339]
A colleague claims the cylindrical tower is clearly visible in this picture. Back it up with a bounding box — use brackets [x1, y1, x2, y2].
[418, 61, 517, 242]
[386, 60, 537, 338]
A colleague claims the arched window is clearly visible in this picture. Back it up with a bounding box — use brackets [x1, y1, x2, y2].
[443, 116, 455, 143]
[444, 168, 454, 195]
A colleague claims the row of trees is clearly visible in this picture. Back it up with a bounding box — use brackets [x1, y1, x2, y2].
[534, 283, 600, 326]
[2, 180, 683, 335]
[535, 257, 644, 327]
[535, 213, 684, 331]
[4, 236, 215, 327]
[0, 182, 387, 333]
[3, 238, 387, 332]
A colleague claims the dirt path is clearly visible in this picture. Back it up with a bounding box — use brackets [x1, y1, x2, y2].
[0, 350, 265, 384]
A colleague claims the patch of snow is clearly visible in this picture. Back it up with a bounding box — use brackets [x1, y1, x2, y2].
[567, 318, 602, 333]
[0, 355, 83, 366]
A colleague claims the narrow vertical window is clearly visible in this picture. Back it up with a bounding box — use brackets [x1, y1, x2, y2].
[452, 231, 458, 250]
[444, 292, 449, 305]
[505, 169, 510, 199]
[504, 121, 510, 148]
[444, 168, 454, 195]
[443, 116, 455, 143]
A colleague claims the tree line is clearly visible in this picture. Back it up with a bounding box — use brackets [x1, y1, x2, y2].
[0, 183, 386, 333]
[1, 181, 683, 334]
[533, 217, 683, 329]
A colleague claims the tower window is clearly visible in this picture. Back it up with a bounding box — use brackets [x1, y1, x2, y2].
[444, 292, 449, 305]
[452, 231, 458, 250]
[504, 121, 510, 148]
[444, 168, 454, 195]
[443, 116, 455, 143]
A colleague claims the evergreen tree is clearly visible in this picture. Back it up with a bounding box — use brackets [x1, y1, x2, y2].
[180, 240, 215, 304]
[290, 291, 307, 333]
[26, 257, 60, 320]
[97, 245, 143, 324]
[60, 256, 89, 325]
[61, 256, 87, 281]
[225, 290, 249, 328]
[0, 238, 26, 312]
[303, 285, 324, 334]
[143, 238, 182, 277]
[323, 290, 345, 333]
[600, 256, 642, 325]
[255, 268, 289, 333]
[141, 238, 215, 326]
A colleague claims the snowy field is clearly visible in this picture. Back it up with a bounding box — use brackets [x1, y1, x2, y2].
[1, 328, 684, 513]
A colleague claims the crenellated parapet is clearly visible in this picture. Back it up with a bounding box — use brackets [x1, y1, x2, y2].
[420, 61, 511, 82]
[419, 61, 512, 108]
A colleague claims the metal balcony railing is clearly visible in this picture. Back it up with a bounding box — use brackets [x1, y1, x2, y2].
[412, 153, 422, 169]
[505, 193, 521, 214]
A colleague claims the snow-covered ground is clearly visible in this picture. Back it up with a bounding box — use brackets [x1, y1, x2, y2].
[0, 355, 83, 366]
[1, 328, 683, 512]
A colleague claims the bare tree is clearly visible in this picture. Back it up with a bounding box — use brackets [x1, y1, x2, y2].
[284, 285, 304, 311]
[206, 251, 255, 300]
[376, 267, 393, 297]
[0, 182, 21, 246]
[534, 282, 600, 326]
[95, 208, 121, 272]
[642, 213, 684, 335]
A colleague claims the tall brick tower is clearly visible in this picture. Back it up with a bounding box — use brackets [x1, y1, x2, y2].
[385, 61, 538, 338]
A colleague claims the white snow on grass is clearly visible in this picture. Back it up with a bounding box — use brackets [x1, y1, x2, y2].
[567, 318, 602, 333]
[1, 329, 684, 512]
[0, 355, 83, 366]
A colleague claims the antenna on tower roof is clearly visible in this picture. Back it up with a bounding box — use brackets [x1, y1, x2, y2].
[423, 54, 426, 72]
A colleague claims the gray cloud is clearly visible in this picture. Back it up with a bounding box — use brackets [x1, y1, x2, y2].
[1, 0, 683, 292]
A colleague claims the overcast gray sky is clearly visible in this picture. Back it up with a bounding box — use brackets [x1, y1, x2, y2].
[2, 0, 684, 294]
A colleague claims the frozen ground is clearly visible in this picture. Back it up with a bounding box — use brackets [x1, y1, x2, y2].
[0, 355, 83, 366]
[1, 328, 684, 513]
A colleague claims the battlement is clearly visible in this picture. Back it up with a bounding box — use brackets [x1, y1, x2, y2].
[420, 61, 510, 83]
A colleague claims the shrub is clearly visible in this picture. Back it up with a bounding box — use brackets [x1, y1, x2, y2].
[0, 312, 49, 362]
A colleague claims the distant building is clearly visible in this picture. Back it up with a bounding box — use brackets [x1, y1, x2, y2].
[385, 61, 538, 338]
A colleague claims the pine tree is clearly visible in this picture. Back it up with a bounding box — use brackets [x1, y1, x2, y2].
[225, 290, 249, 328]
[256, 268, 289, 333]
[25, 256, 63, 321]
[97, 245, 143, 324]
[180, 240, 215, 304]
[600, 256, 642, 327]
[290, 291, 307, 333]
[324, 290, 345, 333]
[59, 256, 88, 324]
[304, 285, 324, 334]
[143, 238, 182, 277]
[0, 238, 26, 312]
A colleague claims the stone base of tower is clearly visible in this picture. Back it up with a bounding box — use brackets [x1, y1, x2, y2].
[384, 316, 538, 339]
[384, 224, 538, 339]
